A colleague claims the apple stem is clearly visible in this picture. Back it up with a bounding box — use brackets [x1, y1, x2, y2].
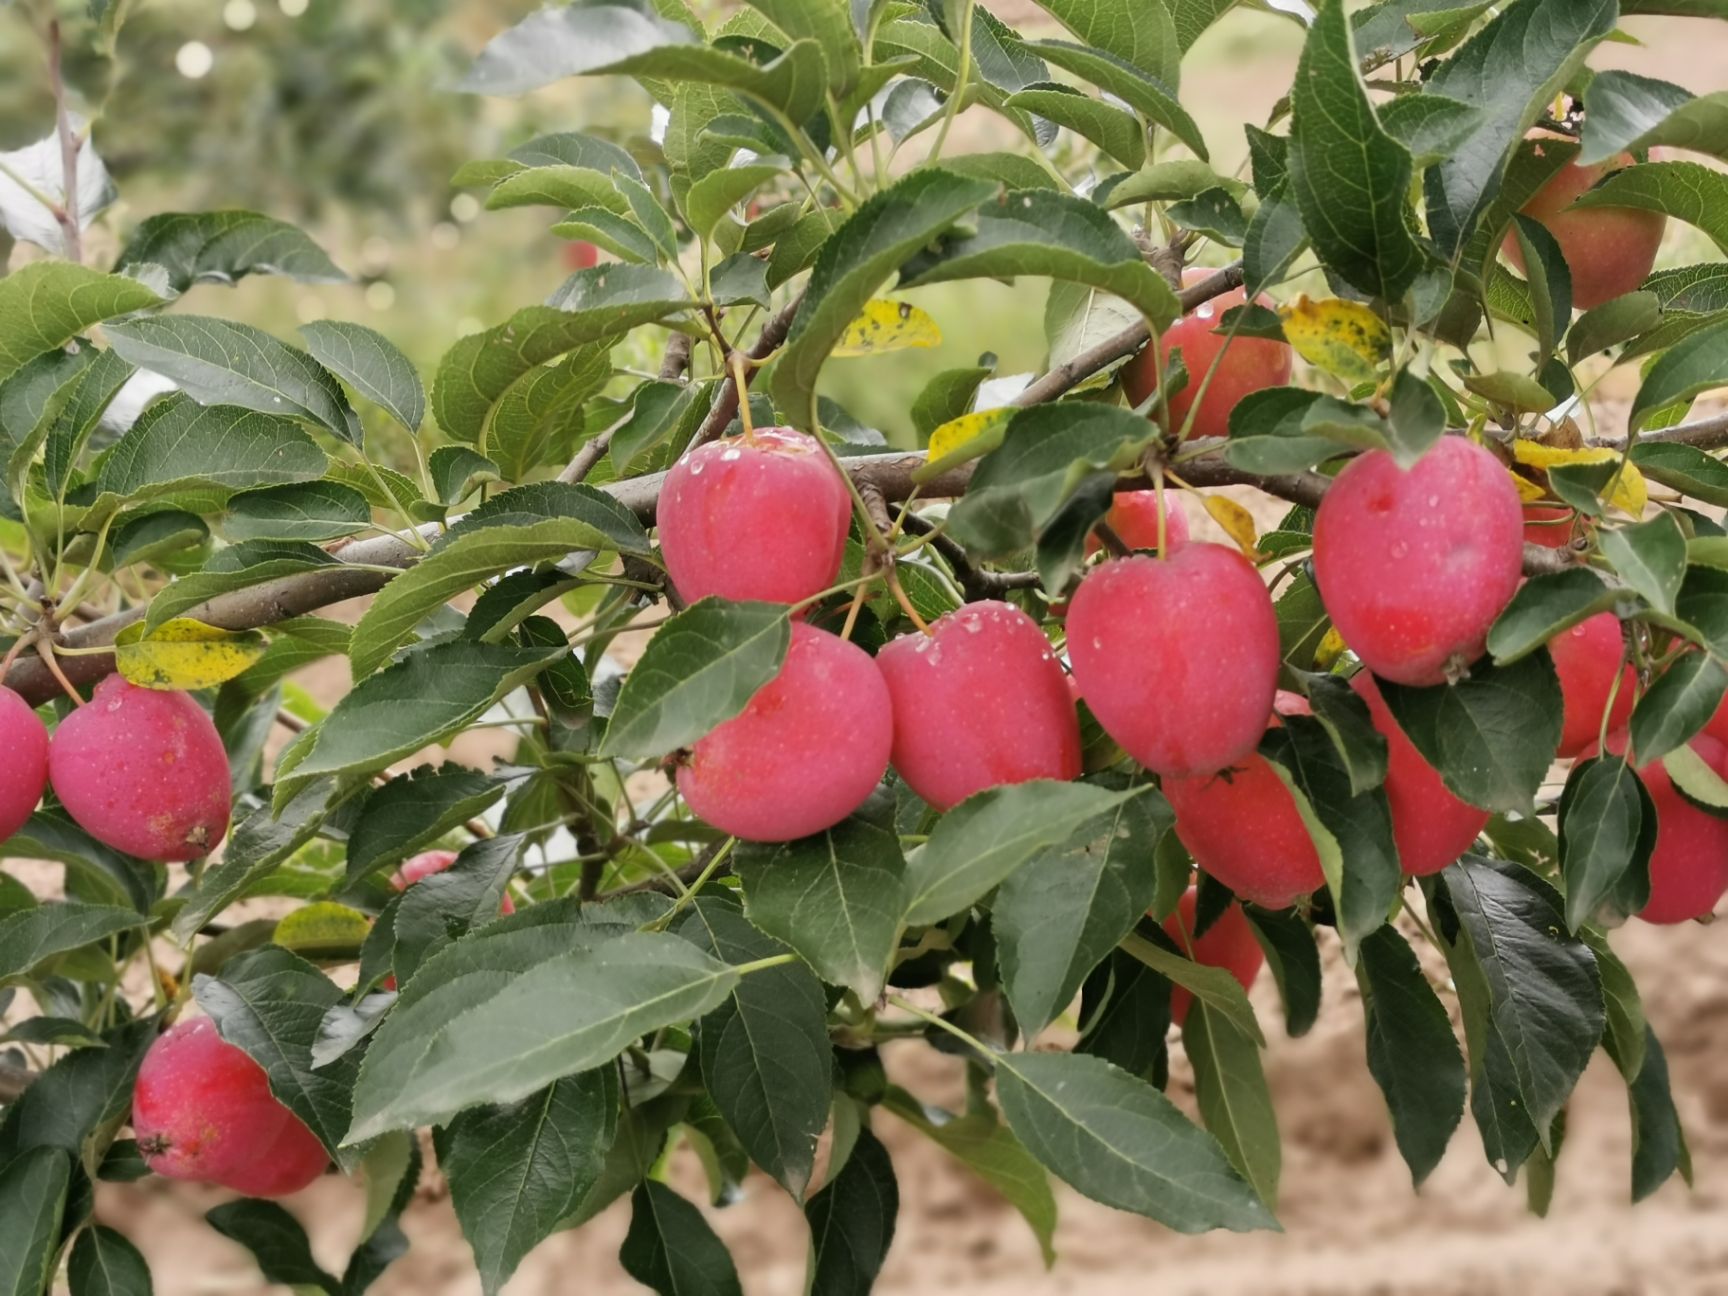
[730, 352, 757, 443]
[36, 641, 85, 706]
[1152, 463, 1169, 559]
[1095, 522, 1130, 559]
[885, 567, 932, 636]
[838, 582, 869, 642]
[0, 631, 35, 681]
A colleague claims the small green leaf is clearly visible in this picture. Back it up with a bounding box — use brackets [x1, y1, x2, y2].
[0, 262, 161, 383]
[1486, 568, 1621, 664]
[222, 481, 372, 544]
[620, 1181, 742, 1296]
[1631, 315, 1728, 432]
[205, 1201, 337, 1294]
[300, 320, 425, 434]
[1184, 1003, 1280, 1208]
[0, 1148, 73, 1296]
[0, 902, 143, 982]
[1558, 756, 1656, 932]
[803, 1126, 898, 1296]
[1629, 653, 1728, 762]
[67, 1225, 153, 1296]
[116, 209, 347, 294]
[1600, 511, 1687, 617]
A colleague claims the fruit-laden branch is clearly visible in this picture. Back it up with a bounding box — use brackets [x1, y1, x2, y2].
[687, 292, 804, 450]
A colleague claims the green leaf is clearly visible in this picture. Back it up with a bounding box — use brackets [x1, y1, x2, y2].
[1558, 756, 1656, 932]
[620, 1180, 742, 1296]
[0, 262, 161, 383]
[1119, 930, 1264, 1046]
[0, 1019, 155, 1169]
[600, 599, 791, 759]
[735, 815, 908, 1000]
[488, 345, 613, 482]
[68, 1225, 153, 1296]
[424, 444, 496, 503]
[1573, 159, 1728, 254]
[1077, 946, 1171, 1078]
[1029, 0, 1180, 85]
[300, 321, 425, 434]
[280, 641, 570, 795]
[104, 316, 359, 444]
[1264, 715, 1400, 956]
[432, 269, 689, 443]
[345, 930, 737, 1141]
[141, 540, 338, 632]
[1615, 1024, 1689, 1202]
[1486, 568, 1621, 664]
[770, 169, 995, 425]
[115, 209, 347, 294]
[1004, 85, 1147, 169]
[221, 482, 372, 544]
[900, 189, 1180, 329]
[346, 765, 504, 883]
[1509, 214, 1572, 361]
[742, 0, 862, 93]
[1629, 652, 1728, 763]
[803, 1125, 897, 1296]
[1567, 290, 1665, 365]
[205, 1201, 337, 1294]
[1, 345, 97, 494]
[1421, 0, 1617, 256]
[0, 1148, 72, 1296]
[390, 835, 527, 985]
[1436, 857, 1605, 1149]
[1631, 316, 1728, 432]
[437, 1069, 619, 1296]
[1244, 907, 1322, 1038]
[1357, 924, 1466, 1186]
[95, 394, 328, 506]
[993, 781, 1173, 1036]
[684, 161, 788, 244]
[677, 897, 831, 1199]
[194, 947, 357, 1162]
[906, 780, 1152, 926]
[995, 1050, 1277, 1233]
[1630, 441, 1728, 508]
[1586, 930, 1648, 1084]
[1377, 652, 1565, 815]
[552, 209, 663, 265]
[485, 165, 632, 217]
[1378, 93, 1484, 167]
[0, 903, 143, 982]
[1184, 1003, 1279, 1209]
[42, 345, 135, 501]
[1581, 71, 1728, 166]
[880, 1087, 1056, 1266]
[1600, 511, 1687, 617]
[1096, 160, 1240, 208]
[1287, 0, 1424, 300]
[1028, 42, 1206, 158]
[349, 488, 647, 678]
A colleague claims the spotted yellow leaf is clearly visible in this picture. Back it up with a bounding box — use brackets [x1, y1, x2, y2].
[1276, 295, 1390, 384]
[1511, 442, 1647, 516]
[1201, 494, 1260, 559]
[832, 299, 941, 357]
[1313, 626, 1347, 670]
[273, 901, 373, 961]
[114, 617, 268, 690]
[916, 407, 1014, 482]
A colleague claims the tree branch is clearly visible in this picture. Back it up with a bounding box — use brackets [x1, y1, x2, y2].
[687, 293, 803, 449]
[1619, 407, 1728, 451]
[1009, 262, 1245, 409]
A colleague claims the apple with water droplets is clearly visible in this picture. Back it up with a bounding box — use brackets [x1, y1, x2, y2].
[678, 622, 891, 841]
[878, 600, 1080, 810]
[659, 427, 853, 607]
[0, 686, 48, 842]
[1068, 542, 1279, 778]
[1550, 613, 1634, 759]
[1313, 438, 1523, 687]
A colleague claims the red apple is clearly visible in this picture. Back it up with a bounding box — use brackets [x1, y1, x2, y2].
[0, 685, 48, 841]
[1068, 542, 1279, 778]
[1591, 731, 1728, 924]
[1313, 439, 1523, 687]
[1122, 267, 1293, 441]
[877, 601, 1080, 810]
[1503, 142, 1665, 311]
[1550, 613, 1634, 759]
[1162, 887, 1266, 1026]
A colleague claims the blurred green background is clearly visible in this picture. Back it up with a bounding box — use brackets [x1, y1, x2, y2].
[2, 1, 1720, 462]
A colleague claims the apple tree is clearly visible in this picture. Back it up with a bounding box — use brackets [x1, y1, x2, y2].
[4, 0, 1728, 1290]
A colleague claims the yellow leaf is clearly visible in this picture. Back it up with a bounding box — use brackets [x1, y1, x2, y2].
[1276, 294, 1390, 384]
[114, 617, 268, 690]
[1507, 469, 1549, 502]
[832, 299, 942, 357]
[917, 408, 1014, 482]
[1510, 442, 1647, 516]
[1202, 494, 1260, 559]
[1316, 626, 1348, 670]
[273, 902, 373, 962]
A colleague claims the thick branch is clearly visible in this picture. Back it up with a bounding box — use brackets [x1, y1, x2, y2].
[1622, 408, 1728, 451]
[1009, 262, 1245, 409]
[688, 293, 803, 449]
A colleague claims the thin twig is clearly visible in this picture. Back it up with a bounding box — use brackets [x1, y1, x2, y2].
[47, 20, 83, 264]
[687, 293, 803, 450]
